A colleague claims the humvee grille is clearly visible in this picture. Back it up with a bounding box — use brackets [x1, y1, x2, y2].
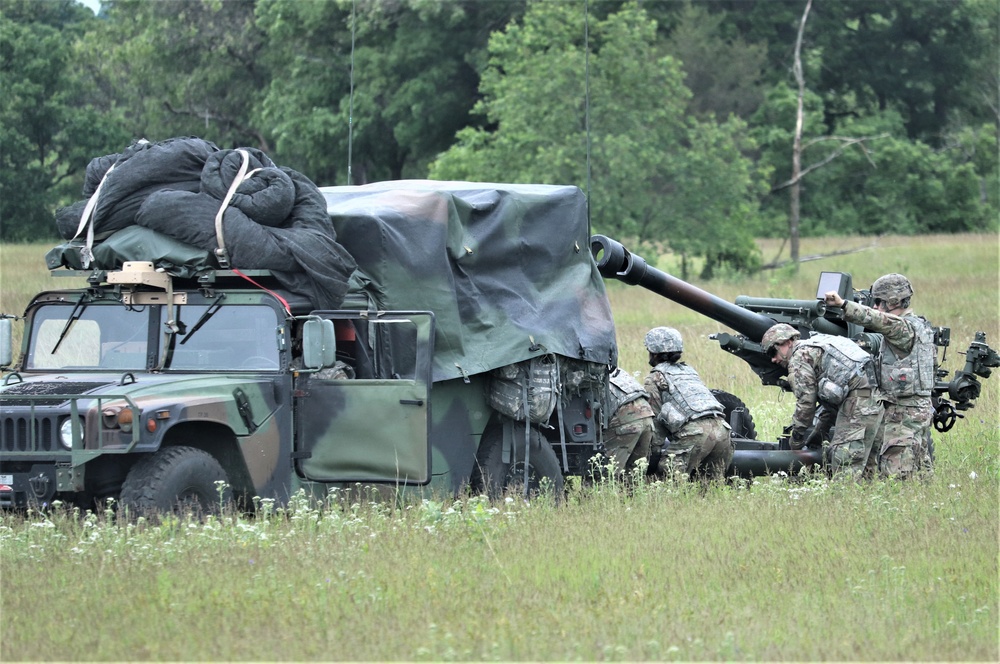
[0, 382, 104, 452]
[1, 415, 58, 452]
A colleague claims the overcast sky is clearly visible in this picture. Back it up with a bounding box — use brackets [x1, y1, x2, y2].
[78, 0, 100, 14]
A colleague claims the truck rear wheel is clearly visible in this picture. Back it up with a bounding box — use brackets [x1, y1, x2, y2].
[711, 389, 758, 440]
[471, 421, 564, 501]
[120, 446, 230, 518]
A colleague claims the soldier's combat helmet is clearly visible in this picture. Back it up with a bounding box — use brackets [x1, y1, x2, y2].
[761, 323, 800, 353]
[871, 273, 913, 308]
[644, 326, 683, 354]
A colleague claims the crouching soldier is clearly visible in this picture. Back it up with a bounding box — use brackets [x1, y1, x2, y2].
[602, 367, 656, 479]
[762, 323, 884, 480]
[642, 327, 732, 483]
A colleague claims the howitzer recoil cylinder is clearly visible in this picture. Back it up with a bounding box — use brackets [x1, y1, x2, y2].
[590, 235, 776, 341]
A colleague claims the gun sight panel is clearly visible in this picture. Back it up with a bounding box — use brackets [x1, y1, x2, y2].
[816, 272, 853, 301]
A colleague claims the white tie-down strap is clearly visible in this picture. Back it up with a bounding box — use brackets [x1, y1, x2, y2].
[73, 163, 117, 269]
[213, 149, 258, 269]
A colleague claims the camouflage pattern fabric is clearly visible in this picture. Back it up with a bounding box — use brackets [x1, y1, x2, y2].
[871, 273, 913, 306]
[843, 301, 935, 478]
[761, 323, 799, 352]
[879, 401, 934, 479]
[826, 390, 884, 479]
[645, 362, 723, 434]
[314, 361, 355, 380]
[787, 344, 847, 433]
[603, 396, 655, 475]
[656, 416, 732, 481]
[486, 355, 559, 423]
[644, 364, 731, 481]
[644, 326, 683, 353]
[321, 181, 618, 382]
[786, 342, 883, 479]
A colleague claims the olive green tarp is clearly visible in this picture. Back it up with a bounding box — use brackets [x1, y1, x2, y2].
[321, 180, 618, 383]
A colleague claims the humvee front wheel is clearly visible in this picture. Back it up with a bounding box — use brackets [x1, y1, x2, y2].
[471, 421, 563, 501]
[120, 446, 230, 517]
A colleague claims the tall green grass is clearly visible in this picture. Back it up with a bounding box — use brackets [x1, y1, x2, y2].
[2, 234, 998, 661]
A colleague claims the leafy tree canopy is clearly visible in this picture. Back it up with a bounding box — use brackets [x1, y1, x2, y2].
[257, 0, 524, 185]
[430, 0, 766, 277]
[1, 0, 128, 241]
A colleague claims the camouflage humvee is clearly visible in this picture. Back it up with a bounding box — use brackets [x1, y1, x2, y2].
[0, 181, 618, 512]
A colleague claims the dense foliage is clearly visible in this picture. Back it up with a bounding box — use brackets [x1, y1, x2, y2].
[2, 0, 997, 273]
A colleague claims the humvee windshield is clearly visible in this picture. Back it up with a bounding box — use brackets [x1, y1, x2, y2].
[25, 302, 281, 372]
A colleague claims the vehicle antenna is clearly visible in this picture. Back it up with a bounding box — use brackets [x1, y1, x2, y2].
[584, 0, 592, 237]
[347, 0, 356, 185]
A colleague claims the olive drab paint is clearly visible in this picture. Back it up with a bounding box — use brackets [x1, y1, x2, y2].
[0, 181, 618, 510]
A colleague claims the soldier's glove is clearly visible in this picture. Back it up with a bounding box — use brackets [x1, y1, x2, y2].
[789, 428, 808, 451]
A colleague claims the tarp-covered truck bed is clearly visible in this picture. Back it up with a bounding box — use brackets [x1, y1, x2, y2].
[321, 180, 618, 383]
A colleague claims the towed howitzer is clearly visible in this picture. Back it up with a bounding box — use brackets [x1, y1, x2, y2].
[590, 235, 863, 390]
[590, 235, 998, 471]
[591, 235, 997, 403]
[590, 234, 830, 475]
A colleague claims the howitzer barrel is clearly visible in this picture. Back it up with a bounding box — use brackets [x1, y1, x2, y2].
[591, 235, 776, 341]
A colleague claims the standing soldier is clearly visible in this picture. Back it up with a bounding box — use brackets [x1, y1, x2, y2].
[762, 323, 883, 479]
[601, 367, 655, 480]
[825, 274, 936, 478]
[642, 327, 732, 482]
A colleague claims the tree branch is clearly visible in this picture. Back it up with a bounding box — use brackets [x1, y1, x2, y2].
[761, 243, 874, 270]
[162, 100, 272, 152]
[771, 133, 889, 193]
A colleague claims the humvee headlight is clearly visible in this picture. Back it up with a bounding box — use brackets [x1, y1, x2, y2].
[102, 407, 133, 433]
[117, 408, 133, 433]
[59, 417, 84, 449]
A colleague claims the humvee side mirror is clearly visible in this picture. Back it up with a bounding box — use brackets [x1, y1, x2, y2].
[302, 319, 336, 369]
[0, 318, 11, 367]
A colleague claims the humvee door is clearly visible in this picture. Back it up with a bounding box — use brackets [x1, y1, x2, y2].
[295, 312, 434, 485]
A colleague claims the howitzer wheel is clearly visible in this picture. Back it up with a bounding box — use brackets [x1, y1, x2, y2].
[471, 419, 563, 501]
[711, 390, 758, 440]
[120, 445, 231, 519]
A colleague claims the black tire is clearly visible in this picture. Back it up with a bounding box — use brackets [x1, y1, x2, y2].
[470, 420, 564, 501]
[120, 446, 230, 517]
[711, 389, 758, 440]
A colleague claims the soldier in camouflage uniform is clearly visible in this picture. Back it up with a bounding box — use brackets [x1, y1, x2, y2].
[825, 274, 936, 479]
[642, 327, 732, 482]
[601, 367, 655, 478]
[762, 323, 883, 479]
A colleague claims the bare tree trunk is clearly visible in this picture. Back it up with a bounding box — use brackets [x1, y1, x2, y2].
[790, 0, 813, 271]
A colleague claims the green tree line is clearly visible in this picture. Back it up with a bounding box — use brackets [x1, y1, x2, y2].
[2, 0, 997, 276]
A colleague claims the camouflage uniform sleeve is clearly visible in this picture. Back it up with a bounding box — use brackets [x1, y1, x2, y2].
[644, 369, 675, 440]
[643, 371, 666, 415]
[843, 300, 916, 353]
[787, 345, 822, 434]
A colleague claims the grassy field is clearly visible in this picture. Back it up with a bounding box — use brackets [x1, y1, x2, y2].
[1, 234, 998, 661]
